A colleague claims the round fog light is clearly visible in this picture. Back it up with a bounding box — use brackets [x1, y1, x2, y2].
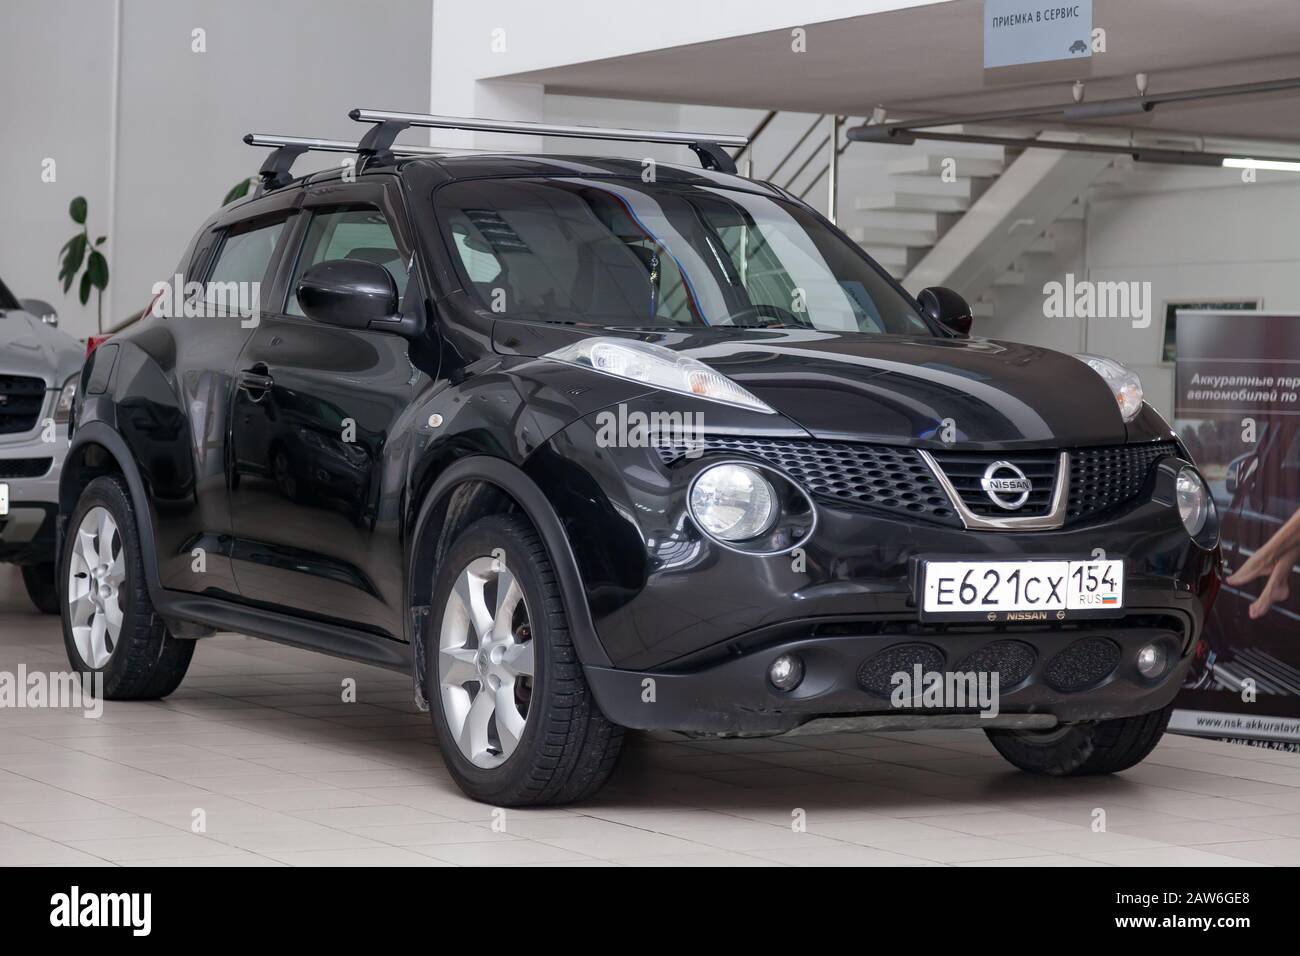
[1136, 642, 1168, 679]
[768, 654, 804, 691]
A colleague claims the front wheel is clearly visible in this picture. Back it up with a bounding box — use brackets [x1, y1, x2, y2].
[427, 513, 623, 806]
[986, 704, 1173, 776]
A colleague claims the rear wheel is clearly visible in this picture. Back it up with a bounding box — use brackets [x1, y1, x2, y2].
[986, 704, 1173, 776]
[21, 562, 58, 614]
[427, 513, 623, 806]
[62, 475, 194, 699]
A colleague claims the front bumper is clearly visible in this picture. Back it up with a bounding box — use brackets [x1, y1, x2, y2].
[585, 610, 1195, 735]
[0, 410, 67, 564]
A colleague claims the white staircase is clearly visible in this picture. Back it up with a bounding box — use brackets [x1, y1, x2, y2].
[841, 127, 1006, 286]
[833, 126, 1109, 320]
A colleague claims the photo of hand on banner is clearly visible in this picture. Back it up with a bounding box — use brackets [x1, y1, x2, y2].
[1227, 508, 1300, 619]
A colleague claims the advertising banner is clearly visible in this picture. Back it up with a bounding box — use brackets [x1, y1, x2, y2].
[1173, 311, 1300, 749]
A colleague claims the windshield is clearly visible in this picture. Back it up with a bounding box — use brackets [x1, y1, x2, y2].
[435, 177, 931, 335]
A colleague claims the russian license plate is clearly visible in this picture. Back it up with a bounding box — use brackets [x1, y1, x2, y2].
[0, 483, 7, 516]
[920, 558, 1124, 620]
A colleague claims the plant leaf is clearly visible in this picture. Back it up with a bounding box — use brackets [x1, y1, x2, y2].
[87, 250, 109, 289]
[60, 234, 87, 284]
[95, 236, 107, 246]
[79, 271, 92, 305]
[69, 196, 87, 224]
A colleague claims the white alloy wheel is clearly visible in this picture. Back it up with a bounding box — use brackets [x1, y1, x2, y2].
[67, 505, 125, 669]
[437, 556, 535, 768]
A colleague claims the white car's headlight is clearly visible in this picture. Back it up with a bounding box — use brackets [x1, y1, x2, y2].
[1079, 354, 1144, 422]
[53, 374, 78, 424]
[1175, 466, 1210, 537]
[689, 463, 777, 541]
[545, 338, 773, 414]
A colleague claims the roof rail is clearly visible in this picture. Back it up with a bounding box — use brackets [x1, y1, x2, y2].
[242, 133, 445, 193]
[348, 108, 747, 173]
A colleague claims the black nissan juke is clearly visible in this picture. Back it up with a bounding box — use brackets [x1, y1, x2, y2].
[58, 112, 1221, 805]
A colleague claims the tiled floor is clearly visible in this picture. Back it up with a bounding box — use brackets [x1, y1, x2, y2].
[2, 566, 1299, 867]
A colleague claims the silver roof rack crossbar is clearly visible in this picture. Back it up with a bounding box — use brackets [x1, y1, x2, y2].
[349, 108, 747, 173]
[243, 133, 446, 191]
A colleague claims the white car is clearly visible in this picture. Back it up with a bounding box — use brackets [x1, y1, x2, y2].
[0, 277, 83, 612]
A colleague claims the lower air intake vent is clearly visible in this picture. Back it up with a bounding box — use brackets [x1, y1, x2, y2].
[954, 640, 1037, 689]
[1043, 637, 1121, 692]
[857, 643, 946, 698]
[0, 458, 53, 479]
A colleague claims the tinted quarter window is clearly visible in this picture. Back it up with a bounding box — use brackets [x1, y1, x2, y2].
[287, 207, 404, 316]
[204, 219, 286, 314]
[435, 177, 930, 335]
[0, 275, 20, 311]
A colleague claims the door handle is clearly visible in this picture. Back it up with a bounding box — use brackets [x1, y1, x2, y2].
[237, 368, 274, 400]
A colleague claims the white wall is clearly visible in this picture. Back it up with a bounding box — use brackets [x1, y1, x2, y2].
[981, 166, 1300, 419]
[0, 0, 117, 335]
[0, 0, 432, 339]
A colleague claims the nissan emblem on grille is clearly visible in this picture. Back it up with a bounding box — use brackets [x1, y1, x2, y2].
[980, 460, 1032, 510]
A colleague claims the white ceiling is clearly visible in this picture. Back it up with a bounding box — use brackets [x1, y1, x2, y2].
[497, 0, 1300, 143]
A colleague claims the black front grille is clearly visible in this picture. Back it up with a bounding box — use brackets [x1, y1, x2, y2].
[657, 435, 958, 525]
[928, 449, 1060, 518]
[0, 458, 52, 479]
[0, 376, 45, 435]
[1068, 441, 1179, 521]
[660, 436, 1179, 528]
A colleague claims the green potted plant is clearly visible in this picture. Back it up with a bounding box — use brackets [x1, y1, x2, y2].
[57, 196, 109, 332]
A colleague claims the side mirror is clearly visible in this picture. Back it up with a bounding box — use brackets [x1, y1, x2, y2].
[20, 298, 58, 326]
[297, 259, 401, 331]
[918, 286, 973, 336]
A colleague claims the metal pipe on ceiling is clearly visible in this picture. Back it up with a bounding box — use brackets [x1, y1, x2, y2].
[847, 75, 1300, 146]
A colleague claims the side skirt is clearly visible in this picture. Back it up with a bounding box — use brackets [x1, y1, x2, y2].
[153, 591, 413, 674]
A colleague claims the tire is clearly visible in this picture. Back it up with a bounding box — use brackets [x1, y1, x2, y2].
[427, 513, 624, 806]
[21, 562, 58, 614]
[986, 704, 1173, 776]
[61, 474, 194, 700]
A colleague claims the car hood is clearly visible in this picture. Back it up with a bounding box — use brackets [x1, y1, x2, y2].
[0, 309, 84, 385]
[496, 323, 1130, 449]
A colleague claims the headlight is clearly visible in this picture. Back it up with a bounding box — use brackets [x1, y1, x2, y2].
[546, 338, 773, 414]
[1176, 466, 1209, 537]
[689, 463, 777, 542]
[1079, 354, 1143, 422]
[53, 375, 78, 424]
